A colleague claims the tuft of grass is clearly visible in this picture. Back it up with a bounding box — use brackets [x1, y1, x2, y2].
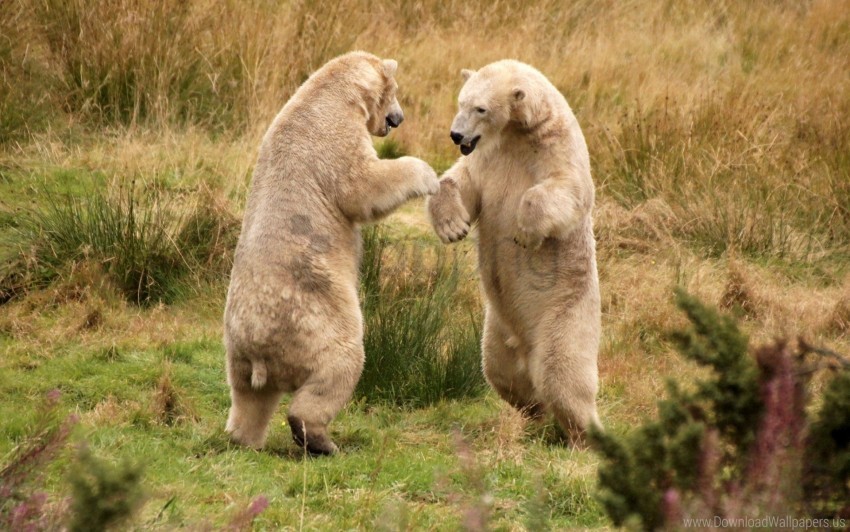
[172, 190, 239, 274]
[1, 181, 237, 305]
[2, 181, 182, 304]
[152, 361, 197, 426]
[357, 227, 485, 407]
[375, 138, 407, 160]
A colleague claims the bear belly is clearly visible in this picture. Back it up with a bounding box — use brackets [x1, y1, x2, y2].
[477, 222, 594, 341]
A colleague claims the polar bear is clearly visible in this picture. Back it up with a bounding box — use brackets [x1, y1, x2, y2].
[427, 60, 601, 442]
[224, 51, 439, 455]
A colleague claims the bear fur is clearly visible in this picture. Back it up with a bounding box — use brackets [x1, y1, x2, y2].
[428, 60, 602, 441]
[224, 51, 438, 455]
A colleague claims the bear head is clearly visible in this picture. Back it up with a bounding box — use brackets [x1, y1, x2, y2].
[339, 52, 405, 138]
[449, 60, 549, 155]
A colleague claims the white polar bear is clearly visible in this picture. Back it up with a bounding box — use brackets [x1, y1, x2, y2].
[224, 51, 439, 455]
[428, 60, 601, 441]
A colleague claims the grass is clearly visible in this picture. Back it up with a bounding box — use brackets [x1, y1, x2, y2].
[1, 0, 850, 528]
[0, 335, 605, 529]
[358, 227, 485, 407]
[0, 177, 238, 304]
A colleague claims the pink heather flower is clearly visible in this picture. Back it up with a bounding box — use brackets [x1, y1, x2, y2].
[248, 496, 269, 517]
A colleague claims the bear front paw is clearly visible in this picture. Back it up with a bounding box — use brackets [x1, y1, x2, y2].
[406, 157, 439, 197]
[513, 226, 544, 250]
[514, 187, 549, 250]
[429, 178, 471, 244]
[421, 170, 440, 196]
[435, 217, 470, 244]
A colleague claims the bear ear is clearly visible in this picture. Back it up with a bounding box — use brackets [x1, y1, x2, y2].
[382, 59, 398, 77]
[511, 88, 535, 128]
[461, 69, 475, 82]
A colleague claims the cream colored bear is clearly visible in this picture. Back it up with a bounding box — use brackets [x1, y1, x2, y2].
[428, 60, 601, 441]
[224, 51, 439, 455]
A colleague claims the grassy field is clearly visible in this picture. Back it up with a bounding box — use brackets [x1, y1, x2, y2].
[2, 0, 849, 529]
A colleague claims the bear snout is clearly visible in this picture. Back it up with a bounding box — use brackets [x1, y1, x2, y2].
[386, 112, 403, 129]
[459, 135, 480, 155]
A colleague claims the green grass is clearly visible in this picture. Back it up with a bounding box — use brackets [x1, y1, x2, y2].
[0, 177, 237, 305]
[0, 333, 607, 529]
[358, 228, 485, 407]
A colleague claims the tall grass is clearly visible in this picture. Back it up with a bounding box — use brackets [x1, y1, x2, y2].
[357, 228, 484, 407]
[4, 0, 848, 262]
[0, 181, 237, 304]
[0, 1, 52, 143]
[17, 0, 379, 132]
[596, 92, 850, 260]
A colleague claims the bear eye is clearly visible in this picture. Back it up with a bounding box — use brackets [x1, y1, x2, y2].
[475, 107, 487, 114]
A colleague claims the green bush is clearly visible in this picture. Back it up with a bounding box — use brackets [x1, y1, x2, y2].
[357, 227, 485, 407]
[68, 446, 144, 532]
[591, 290, 850, 529]
[804, 370, 850, 517]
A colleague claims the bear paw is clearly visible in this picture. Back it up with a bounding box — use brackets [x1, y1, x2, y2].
[514, 187, 550, 250]
[435, 217, 470, 244]
[429, 178, 471, 243]
[513, 226, 544, 250]
[288, 415, 339, 456]
[405, 157, 439, 198]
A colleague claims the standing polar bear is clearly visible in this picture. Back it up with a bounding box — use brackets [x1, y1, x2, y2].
[428, 60, 601, 441]
[224, 51, 438, 455]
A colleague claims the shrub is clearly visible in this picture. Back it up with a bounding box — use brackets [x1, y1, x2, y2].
[356, 227, 485, 407]
[804, 368, 850, 518]
[591, 289, 850, 529]
[0, 390, 76, 531]
[67, 446, 145, 532]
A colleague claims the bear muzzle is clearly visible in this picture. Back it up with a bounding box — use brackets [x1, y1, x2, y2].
[458, 135, 480, 155]
[386, 112, 404, 132]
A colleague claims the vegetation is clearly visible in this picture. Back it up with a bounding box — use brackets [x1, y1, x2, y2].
[593, 290, 850, 529]
[1, 181, 238, 304]
[357, 227, 486, 407]
[1, 0, 849, 528]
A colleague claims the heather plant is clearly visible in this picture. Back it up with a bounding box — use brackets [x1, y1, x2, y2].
[592, 290, 850, 529]
[803, 358, 850, 519]
[0, 390, 75, 531]
[67, 445, 145, 532]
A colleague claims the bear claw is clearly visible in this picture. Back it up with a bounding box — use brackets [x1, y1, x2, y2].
[288, 415, 338, 456]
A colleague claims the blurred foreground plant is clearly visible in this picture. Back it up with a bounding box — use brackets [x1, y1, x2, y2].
[591, 289, 850, 529]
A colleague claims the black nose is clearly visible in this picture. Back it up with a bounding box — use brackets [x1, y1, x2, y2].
[387, 113, 403, 128]
[450, 131, 463, 145]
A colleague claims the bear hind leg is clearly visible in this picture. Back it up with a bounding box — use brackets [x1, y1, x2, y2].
[287, 347, 364, 456]
[482, 310, 543, 419]
[226, 386, 285, 449]
[533, 325, 601, 447]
